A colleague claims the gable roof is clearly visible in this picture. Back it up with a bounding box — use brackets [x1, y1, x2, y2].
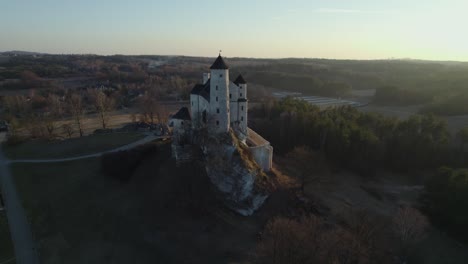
[190, 80, 210, 102]
[234, 74, 247, 85]
[210, 55, 229, 70]
[171, 107, 191, 121]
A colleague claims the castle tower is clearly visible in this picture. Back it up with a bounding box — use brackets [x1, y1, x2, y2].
[209, 55, 230, 133]
[234, 74, 248, 135]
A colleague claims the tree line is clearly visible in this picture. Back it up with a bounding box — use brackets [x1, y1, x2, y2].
[250, 97, 468, 176]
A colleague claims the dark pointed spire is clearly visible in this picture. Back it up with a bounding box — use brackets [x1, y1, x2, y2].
[210, 55, 229, 70]
[234, 74, 247, 85]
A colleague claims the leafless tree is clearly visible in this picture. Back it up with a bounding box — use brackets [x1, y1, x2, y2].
[68, 93, 85, 137]
[89, 90, 115, 129]
[44, 116, 57, 139]
[62, 123, 74, 138]
[47, 94, 64, 117]
[392, 206, 429, 262]
[3, 95, 31, 116]
[256, 214, 383, 264]
[130, 113, 137, 123]
[139, 88, 166, 124]
[286, 146, 327, 193]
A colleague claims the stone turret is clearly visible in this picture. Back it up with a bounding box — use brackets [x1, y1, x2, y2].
[209, 55, 230, 133]
[234, 74, 248, 135]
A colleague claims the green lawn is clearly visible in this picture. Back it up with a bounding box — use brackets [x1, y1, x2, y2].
[3, 132, 145, 160]
[0, 213, 15, 264]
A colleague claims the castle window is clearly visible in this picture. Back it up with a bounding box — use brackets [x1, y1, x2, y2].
[241, 116, 244, 121]
[217, 108, 220, 114]
[240, 93, 243, 97]
[220, 74, 223, 77]
[240, 85, 242, 89]
[229, 94, 232, 99]
[216, 120, 219, 126]
[181, 121, 184, 125]
[216, 96, 218, 102]
[241, 106, 244, 111]
[216, 85, 218, 90]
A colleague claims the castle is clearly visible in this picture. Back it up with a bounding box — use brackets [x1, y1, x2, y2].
[170, 55, 273, 171]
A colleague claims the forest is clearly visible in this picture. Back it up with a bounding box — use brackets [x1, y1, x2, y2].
[250, 97, 468, 245]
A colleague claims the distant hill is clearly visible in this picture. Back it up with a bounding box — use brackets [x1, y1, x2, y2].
[0, 50, 47, 56]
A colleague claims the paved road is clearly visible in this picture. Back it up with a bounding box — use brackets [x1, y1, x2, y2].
[8, 134, 168, 164]
[0, 133, 39, 264]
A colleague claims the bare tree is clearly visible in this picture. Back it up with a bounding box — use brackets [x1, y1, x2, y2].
[68, 93, 85, 137]
[3, 95, 31, 116]
[392, 206, 429, 263]
[256, 215, 376, 264]
[47, 94, 64, 117]
[89, 90, 115, 129]
[139, 88, 164, 124]
[130, 113, 137, 123]
[286, 146, 327, 193]
[44, 116, 57, 139]
[62, 123, 74, 138]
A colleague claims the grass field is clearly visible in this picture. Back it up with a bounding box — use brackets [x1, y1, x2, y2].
[0, 213, 15, 264]
[10, 143, 264, 264]
[3, 132, 145, 160]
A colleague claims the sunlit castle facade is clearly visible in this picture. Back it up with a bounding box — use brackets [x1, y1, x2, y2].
[170, 55, 273, 171]
[190, 55, 248, 137]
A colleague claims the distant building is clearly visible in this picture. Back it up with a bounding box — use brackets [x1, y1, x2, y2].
[171, 55, 273, 171]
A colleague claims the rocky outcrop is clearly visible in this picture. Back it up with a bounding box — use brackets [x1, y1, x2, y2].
[198, 130, 270, 216]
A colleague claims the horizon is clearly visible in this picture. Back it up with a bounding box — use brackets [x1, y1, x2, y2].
[3, 50, 468, 63]
[1, 0, 468, 61]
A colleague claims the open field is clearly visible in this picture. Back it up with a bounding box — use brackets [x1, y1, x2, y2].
[0, 213, 15, 264]
[3, 132, 144, 160]
[10, 142, 283, 263]
[12, 101, 188, 139]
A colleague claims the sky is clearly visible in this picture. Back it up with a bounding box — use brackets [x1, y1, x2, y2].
[1, 0, 468, 61]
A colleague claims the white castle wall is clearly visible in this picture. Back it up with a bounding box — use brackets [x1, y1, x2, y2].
[210, 69, 230, 133]
[191, 94, 209, 129]
[249, 145, 273, 171]
[229, 82, 239, 123]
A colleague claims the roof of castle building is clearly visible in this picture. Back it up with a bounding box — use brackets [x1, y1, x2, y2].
[210, 55, 229, 70]
[190, 80, 210, 102]
[171, 107, 191, 121]
[234, 74, 247, 85]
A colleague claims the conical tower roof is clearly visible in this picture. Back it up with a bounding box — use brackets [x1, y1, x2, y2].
[234, 74, 247, 85]
[210, 55, 229, 70]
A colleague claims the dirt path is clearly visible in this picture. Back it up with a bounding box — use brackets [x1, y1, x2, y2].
[0, 133, 39, 264]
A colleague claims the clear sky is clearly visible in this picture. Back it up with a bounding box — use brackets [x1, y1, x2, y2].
[1, 0, 467, 61]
